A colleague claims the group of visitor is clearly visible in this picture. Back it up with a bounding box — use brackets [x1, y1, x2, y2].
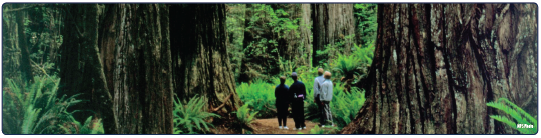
[274, 68, 334, 131]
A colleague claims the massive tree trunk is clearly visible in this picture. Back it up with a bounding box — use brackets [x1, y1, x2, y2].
[61, 4, 173, 134]
[311, 4, 356, 67]
[300, 4, 313, 67]
[341, 3, 537, 134]
[59, 4, 117, 134]
[169, 4, 241, 121]
[101, 4, 173, 134]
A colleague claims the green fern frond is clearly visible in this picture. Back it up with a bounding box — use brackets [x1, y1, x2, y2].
[487, 98, 537, 134]
[21, 105, 41, 134]
[58, 124, 72, 134]
[4, 75, 103, 134]
[173, 95, 219, 134]
[498, 98, 537, 127]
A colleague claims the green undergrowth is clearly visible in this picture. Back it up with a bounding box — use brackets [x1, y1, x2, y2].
[304, 82, 366, 129]
[2, 75, 103, 134]
[236, 79, 278, 118]
[237, 67, 367, 130]
[233, 100, 258, 134]
[173, 96, 220, 134]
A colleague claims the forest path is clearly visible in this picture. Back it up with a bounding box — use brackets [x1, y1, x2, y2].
[253, 118, 319, 134]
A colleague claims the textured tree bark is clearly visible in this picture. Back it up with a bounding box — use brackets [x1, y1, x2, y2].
[170, 4, 241, 119]
[59, 4, 117, 134]
[311, 4, 356, 67]
[341, 3, 537, 134]
[300, 4, 313, 66]
[99, 4, 173, 134]
[61, 4, 173, 134]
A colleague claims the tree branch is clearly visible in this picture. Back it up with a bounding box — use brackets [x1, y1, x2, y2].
[212, 93, 233, 112]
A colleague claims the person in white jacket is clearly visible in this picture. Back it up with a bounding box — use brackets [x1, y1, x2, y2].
[320, 71, 334, 127]
[313, 68, 325, 126]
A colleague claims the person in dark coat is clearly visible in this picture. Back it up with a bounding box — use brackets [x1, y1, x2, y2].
[289, 72, 307, 130]
[274, 76, 290, 130]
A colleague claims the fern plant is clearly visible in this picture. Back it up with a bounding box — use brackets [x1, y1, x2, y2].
[331, 87, 366, 128]
[58, 116, 105, 134]
[3, 75, 104, 134]
[486, 98, 537, 134]
[173, 96, 220, 134]
[332, 53, 361, 80]
[234, 100, 258, 134]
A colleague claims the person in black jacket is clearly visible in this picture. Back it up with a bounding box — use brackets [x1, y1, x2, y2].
[289, 72, 307, 130]
[274, 76, 290, 130]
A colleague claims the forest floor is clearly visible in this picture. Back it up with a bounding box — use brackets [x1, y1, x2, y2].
[252, 118, 319, 134]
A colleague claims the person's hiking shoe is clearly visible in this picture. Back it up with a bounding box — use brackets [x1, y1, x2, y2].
[283, 126, 289, 130]
[279, 126, 283, 129]
[322, 125, 325, 128]
[303, 126, 307, 130]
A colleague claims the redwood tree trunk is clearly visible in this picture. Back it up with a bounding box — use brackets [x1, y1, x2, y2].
[170, 4, 241, 118]
[311, 4, 356, 67]
[102, 4, 173, 134]
[59, 4, 117, 133]
[341, 3, 537, 134]
[61, 4, 173, 134]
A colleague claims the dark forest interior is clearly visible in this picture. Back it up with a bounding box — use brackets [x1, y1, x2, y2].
[1, 3, 537, 134]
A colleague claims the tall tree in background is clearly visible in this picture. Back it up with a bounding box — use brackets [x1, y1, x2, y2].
[300, 4, 313, 66]
[311, 4, 356, 67]
[341, 4, 537, 134]
[170, 4, 241, 122]
[239, 4, 311, 82]
[15, 4, 34, 82]
[59, 4, 117, 133]
[60, 4, 173, 134]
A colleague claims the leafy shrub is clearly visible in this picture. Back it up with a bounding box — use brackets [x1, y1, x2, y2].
[234, 101, 258, 134]
[2, 75, 104, 134]
[236, 79, 277, 118]
[173, 96, 220, 134]
[487, 98, 537, 134]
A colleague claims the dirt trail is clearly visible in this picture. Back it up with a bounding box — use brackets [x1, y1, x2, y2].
[253, 118, 319, 134]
